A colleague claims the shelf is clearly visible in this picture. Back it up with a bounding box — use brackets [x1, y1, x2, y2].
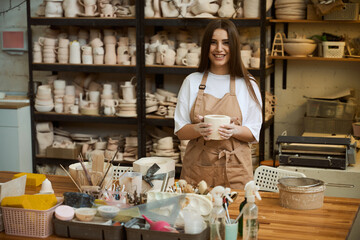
[35, 156, 79, 166]
[29, 17, 136, 26]
[146, 115, 174, 127]
[263, 116, 274, 129]
[32, 63, 136, 73]
[270, 19, 360, 24]
[144, 18, 270, 27]
[34, 112, 138, 124]
[145, 65, 274, 76]
[270, 56, 360, 62]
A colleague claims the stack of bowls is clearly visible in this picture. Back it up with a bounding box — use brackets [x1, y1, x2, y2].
[35, 85, 54, 112]
[275, 0, 306, 20]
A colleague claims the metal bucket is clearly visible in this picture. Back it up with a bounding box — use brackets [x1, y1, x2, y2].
[278, 177, 326, 210]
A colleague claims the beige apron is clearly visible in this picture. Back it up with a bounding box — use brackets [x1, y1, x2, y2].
[180, 72, 253, 189]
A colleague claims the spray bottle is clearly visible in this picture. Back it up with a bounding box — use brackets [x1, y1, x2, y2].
[242, 180, 261, 240]
[209, 196, 226, 240]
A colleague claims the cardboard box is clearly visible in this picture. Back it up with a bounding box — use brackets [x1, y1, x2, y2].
[46, 145, 81, 160]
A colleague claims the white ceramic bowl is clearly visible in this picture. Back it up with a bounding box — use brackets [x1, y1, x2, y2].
[35, 104, 54, 112]
[75, 208, 97, 222]
[97, 205, 120, 220]
[284, 43, 317, 57]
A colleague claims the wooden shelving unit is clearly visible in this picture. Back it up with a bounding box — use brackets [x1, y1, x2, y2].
[26, 0, 274, 170]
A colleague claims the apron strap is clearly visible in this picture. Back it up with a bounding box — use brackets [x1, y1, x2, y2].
[193, 72, 209, 121]
[230, 75, 236, 96]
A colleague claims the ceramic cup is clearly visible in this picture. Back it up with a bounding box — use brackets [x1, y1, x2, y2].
[182, 52, 199, 66]
[224, 219, 238, 240]
[204, 115, 231, 140]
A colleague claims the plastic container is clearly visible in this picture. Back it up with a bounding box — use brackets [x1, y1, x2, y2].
[322, 41, 345, 58]
[324, 3, 359, 20]
[304, 116, 353, 134]
[125, 218, 210, 240]
[1, 200, 62, 238]
[53, 217, 125, 240]
[306, 98, 355, 119]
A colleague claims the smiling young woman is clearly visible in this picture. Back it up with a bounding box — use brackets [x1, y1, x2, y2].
[174, 19, 263, 189]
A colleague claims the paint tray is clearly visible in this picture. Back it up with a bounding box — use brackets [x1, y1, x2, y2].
[125, 218, 210, 240]
[53, 217, 125, 240]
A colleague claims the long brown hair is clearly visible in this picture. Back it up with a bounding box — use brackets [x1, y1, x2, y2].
[198, 19, 261, 106]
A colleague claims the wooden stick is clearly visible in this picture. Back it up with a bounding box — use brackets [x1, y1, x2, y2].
[98, 148, 119, 188]
[59, 164, 82, 192]
[78, 153, 93, 186]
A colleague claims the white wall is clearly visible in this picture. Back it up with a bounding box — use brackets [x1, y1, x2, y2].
[274, 23, 360, 140]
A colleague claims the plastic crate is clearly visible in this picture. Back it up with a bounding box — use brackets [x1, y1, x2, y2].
[306, 98, 356, 119]
[322, 41, 345, 58]
[254, 166, 306, 192]
[112, 166, 133, 180]
[0, 212, 3, 232]
[324, 3, 359, 20]
[53, 217, 125, 240]
[304, 116, 353, 134]
[125, 218, 210, 240]
[1, 199, 62, 238]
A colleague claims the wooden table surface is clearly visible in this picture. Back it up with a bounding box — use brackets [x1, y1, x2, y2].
[0, 171, 359, 240]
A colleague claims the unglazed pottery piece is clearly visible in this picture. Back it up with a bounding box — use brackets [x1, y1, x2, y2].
[204, 114, 231, 140]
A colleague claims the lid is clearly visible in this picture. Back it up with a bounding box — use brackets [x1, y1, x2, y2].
[278, 177, 324, 188]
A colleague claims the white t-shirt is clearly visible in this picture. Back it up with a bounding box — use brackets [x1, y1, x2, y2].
[174, 72, 263, 142]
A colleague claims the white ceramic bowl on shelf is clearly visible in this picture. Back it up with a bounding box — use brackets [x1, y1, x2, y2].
[284, 43, 317, 57]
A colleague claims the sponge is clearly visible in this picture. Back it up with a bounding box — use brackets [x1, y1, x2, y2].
[1, 194, 58, 210]
[12, 173, 46, 187]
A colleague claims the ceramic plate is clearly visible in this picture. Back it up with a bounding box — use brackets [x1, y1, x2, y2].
[116, 112, 137, 117]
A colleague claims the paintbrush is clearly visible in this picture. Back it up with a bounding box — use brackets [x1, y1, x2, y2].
[98, 147, 119, 188]
[78, 153, 93, 186]
[59, 164, 82, 192]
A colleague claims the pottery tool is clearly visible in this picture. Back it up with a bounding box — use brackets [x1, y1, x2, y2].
[78, 153, 93, 185]
[133, 195, 185, 226]
[91, 171, 103, 186]
[142, 215, 175, 232]
[59, 164, 82, 192]
[99, 148, 119, 188]
[91, 150, 105, 173]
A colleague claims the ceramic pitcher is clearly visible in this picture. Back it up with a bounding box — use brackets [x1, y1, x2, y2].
[63, 0, 83, 17]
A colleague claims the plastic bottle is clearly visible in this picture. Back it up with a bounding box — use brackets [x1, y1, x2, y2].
[237, 196, 247, 237]
[209, 196, 226, 240]
[242, 181, 261, 240]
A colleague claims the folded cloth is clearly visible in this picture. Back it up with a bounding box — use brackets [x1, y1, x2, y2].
[314, 0, 344, 16]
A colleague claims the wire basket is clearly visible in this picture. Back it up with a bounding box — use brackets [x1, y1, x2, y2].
[254, 166, 306, 192]
[1, 199, 62, 238]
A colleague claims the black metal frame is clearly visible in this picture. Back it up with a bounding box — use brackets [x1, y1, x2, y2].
[26, 0, 275, 171]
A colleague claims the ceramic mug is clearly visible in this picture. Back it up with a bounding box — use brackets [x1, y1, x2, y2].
[182, 53, 199, 66]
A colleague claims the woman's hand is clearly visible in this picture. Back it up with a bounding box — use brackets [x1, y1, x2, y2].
[194, 115, 212, 140]
[218, 123, 239, 140]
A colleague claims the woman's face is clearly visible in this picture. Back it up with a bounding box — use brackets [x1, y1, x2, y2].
[208, 28, 230, 72]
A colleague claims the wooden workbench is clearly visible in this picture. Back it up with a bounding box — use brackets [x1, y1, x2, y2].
[0, 171, 359, 240]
